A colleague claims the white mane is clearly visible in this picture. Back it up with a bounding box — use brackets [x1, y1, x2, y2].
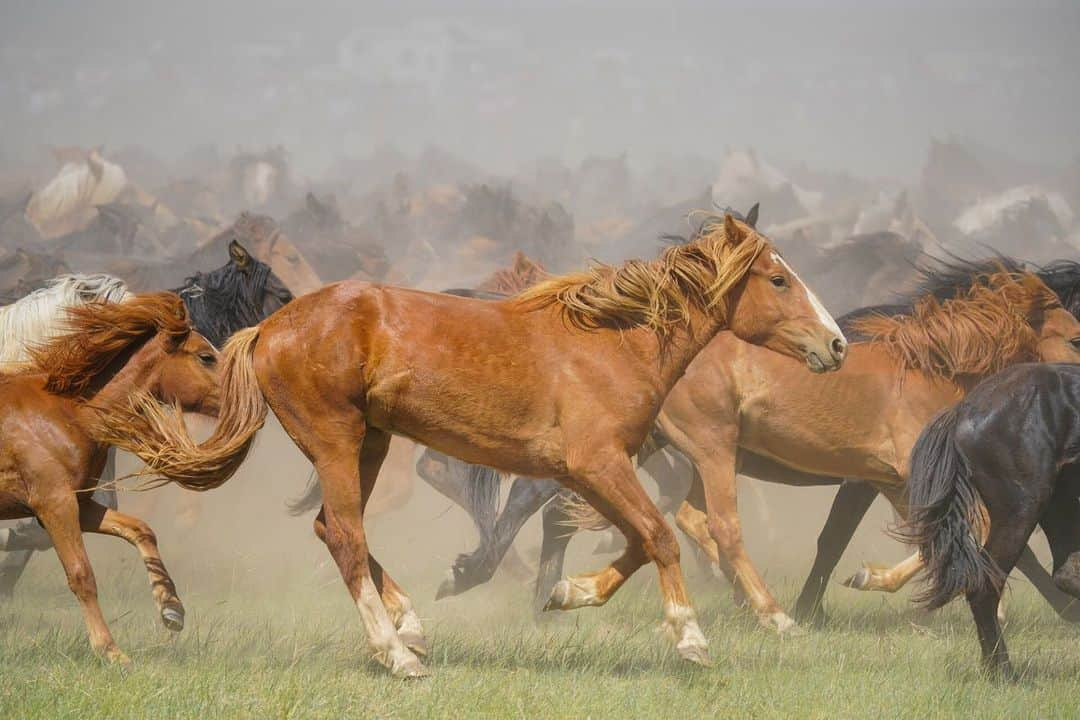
[0, 274, 132, 364]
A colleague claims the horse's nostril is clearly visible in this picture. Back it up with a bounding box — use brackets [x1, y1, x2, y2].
[831, 338, 846, 357]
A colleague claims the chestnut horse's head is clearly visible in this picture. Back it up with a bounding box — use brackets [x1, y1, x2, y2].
[30, 292, 223, 416]
[722, 214, 847, 372]
[151, 329, 222, 416]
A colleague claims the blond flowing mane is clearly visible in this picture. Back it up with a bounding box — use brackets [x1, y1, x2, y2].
[28, 292, 190, 395]
[850, 271, 1061, 379]
[515, 214, 765, 338]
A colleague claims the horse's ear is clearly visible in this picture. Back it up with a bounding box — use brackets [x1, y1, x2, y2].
[229, 239, 252, 268]
[724, 213, 747, 245]
[744, 203, 760, 229]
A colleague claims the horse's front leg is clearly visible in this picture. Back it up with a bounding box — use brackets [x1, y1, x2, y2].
[34, 494, 128, 664]
[692, 454, 799, 634]
[543, 448, 710, 666]
[77, 499, 185, 632]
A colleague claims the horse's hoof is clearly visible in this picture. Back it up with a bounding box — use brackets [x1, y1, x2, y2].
[543, 580, 571, 612]
[760, 611, 802, 636]
[434, 570, 457, 601]
[106, 647, 132, 666]
[161, 605, 185, 632]
[399, 630, 429, 658]
[390, 654, 430, 680]
[677, 642, 713, 667]
[843, 567, 871, 590]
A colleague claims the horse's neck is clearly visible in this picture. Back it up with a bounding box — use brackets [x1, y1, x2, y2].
[650, 306, 726, 391]
[75, 343, 160, 420]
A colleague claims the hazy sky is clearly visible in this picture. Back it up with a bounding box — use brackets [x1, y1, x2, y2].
[2, 1, 1078, 180]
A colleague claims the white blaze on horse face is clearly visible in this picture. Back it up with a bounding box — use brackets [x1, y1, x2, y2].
[771, 252, 845, 343]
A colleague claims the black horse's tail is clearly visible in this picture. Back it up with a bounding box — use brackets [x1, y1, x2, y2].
[898, 406, 1003, 609]
[287, 468, 322, 515]
[458, 459, 503, 542]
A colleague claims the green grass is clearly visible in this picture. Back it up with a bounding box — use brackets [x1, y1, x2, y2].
[1, 552, 1078, 720]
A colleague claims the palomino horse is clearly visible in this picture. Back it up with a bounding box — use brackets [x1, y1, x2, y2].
[0, 294, 223, 663]
[643, 271, 1080, 632]
[139, 213, 846, 677]
[900, 363, 1080, 677]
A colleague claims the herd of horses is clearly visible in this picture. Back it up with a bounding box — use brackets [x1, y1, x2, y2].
[0, 205, 1078, 681]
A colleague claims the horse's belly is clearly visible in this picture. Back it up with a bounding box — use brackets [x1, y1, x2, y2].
[741, 421, 898, 483]
[367, 395, 566, 479]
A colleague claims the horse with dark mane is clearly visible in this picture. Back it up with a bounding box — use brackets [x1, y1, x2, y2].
[175, 239, 294, 348]
[899, 362, 1080, 678]
[123, 211, 846, 677]
[0, 294, 225, 663]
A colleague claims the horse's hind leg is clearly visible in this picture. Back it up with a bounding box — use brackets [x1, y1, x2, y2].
[793, 480, 877, 624]
[534, 490, 576, 615]
[438, 477, 557, 601]
[544, 450, 710, 666]
[1038, 494, 1080, 600]
[35, 495, 128, 664]
[77, 499, 185, 632]
[308, 423, 427, 677]
[1014, 542, 1080, 621]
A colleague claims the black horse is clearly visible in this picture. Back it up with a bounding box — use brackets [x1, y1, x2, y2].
[0, 239, 294, 596]
[900, 362, 1080, 678]
[431, 253, 1080, 617]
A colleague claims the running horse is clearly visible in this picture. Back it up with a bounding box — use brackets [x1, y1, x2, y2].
[0, 294, 224, 663]
[128, 212, 847, 677]
[0, 243, 293, 595]
[641, 270, 1080, 632]
[443, 264, 1080, 625]
[900, 363, 1080, 678]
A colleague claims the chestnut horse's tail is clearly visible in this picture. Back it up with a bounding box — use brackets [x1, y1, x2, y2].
[90, 325, 268, 491]
[896, 406, 1003, 609]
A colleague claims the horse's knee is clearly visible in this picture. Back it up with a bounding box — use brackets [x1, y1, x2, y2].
[642, 522, 680, 567]
[1053, 553, 1080, 598]
[65, 560, 97, 599]
[708, 515, 741, 554]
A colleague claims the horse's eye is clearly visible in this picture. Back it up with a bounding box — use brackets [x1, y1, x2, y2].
[1070, 337, 1080, 350]
[770, 275, 787, 288]
[198, 352, 217, 366]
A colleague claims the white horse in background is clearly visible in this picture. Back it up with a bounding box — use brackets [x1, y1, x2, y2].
[0, 273, 132, 365]
[26, 148, 129, 239]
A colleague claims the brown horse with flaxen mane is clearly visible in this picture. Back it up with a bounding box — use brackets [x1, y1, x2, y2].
[633, 271, 1080, 632]
[115, 213, 846, 677]
[0, 293, 230, 664]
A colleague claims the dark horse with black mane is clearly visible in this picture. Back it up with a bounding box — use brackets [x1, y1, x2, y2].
[900, 362, 1080, 678]
[0, 239, 294, 595]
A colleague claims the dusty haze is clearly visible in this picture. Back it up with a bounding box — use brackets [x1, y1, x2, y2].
[2, 1, 1076, 616]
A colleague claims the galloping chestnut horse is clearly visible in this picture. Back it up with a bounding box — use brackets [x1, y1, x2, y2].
[146, 213, 846, 677]
[0, 294, 223, 663]
[647, 271, 1080, 632]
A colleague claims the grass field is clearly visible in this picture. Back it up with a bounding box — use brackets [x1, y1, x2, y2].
[2, 546, 1079, 720]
